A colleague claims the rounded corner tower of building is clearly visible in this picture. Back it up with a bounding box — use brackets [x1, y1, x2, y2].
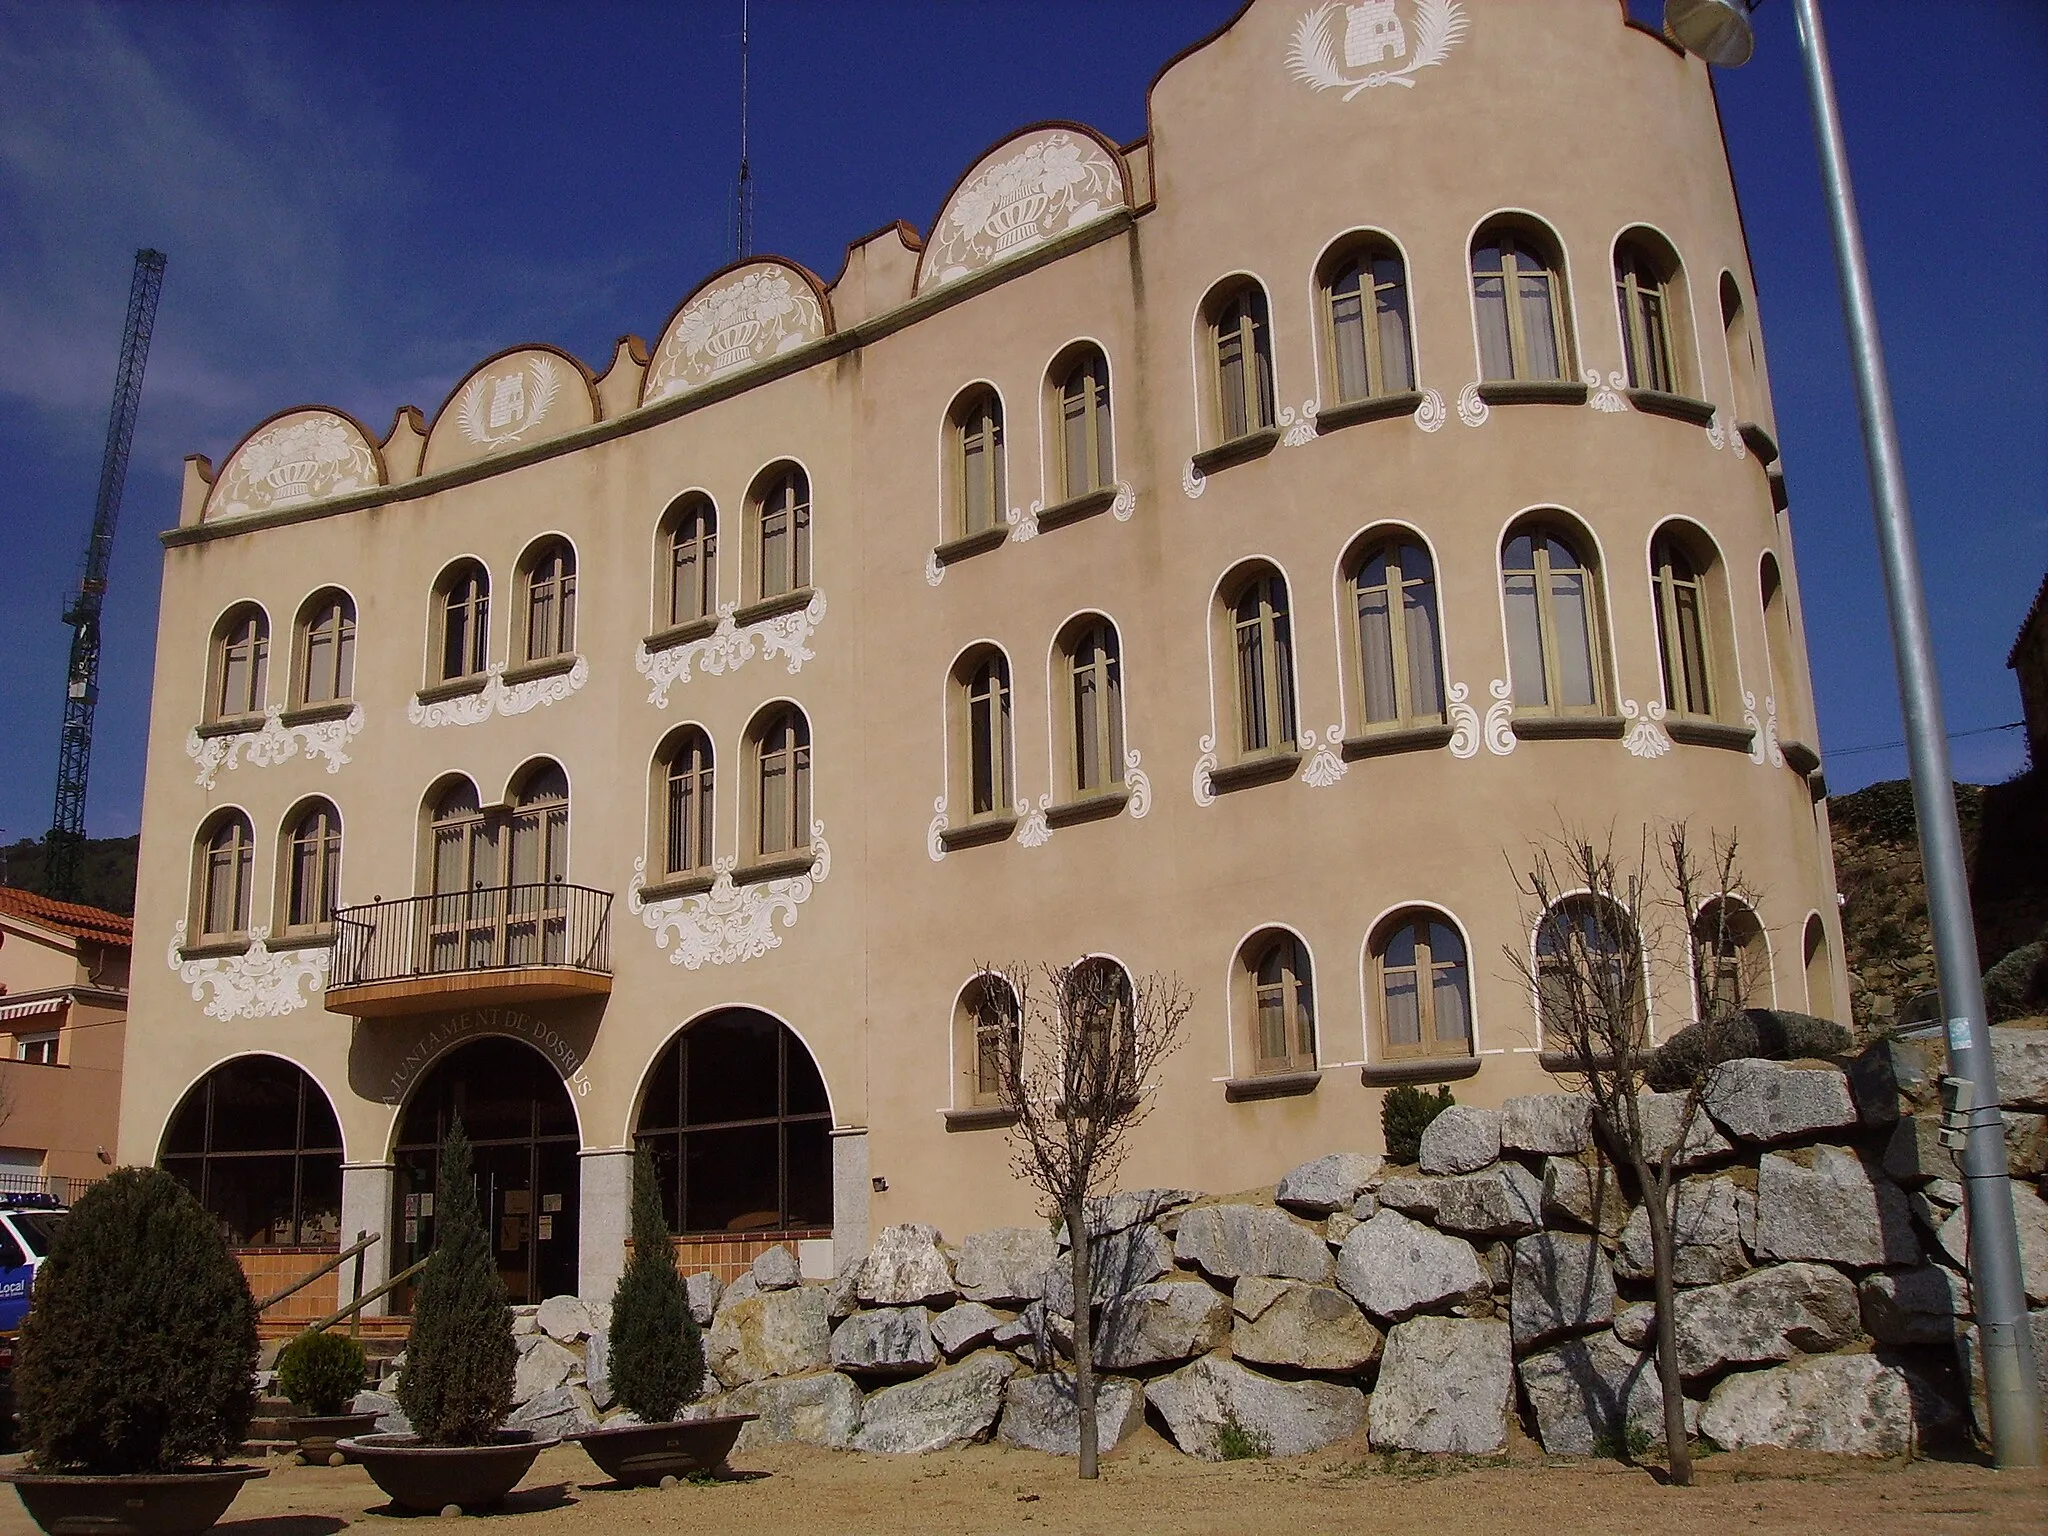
[126, 0, 1840, 1314]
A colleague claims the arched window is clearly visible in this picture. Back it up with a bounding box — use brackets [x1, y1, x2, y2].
[1066, 957, 1138, 1098]
[283, 800, 342, 932]
[1614, 234, 1685, 395]
[426, 779, 496, 973]
[1694, 896, 1768, 1020]
[957, 975, 1020, 1109]
[954, 649, 1013, 821]
[197, 812, 255, 941]
[1350, 536, 1444, 729]
[296, 591, 355, 707]
[1322, 241, 1413, 403]
[661, 494, 718, 630]
[1536, 896, 1646, 1045]
[1061, 618, 1125, 798]
[520, 539, 577, 663]
[656, 727, 715, 879]
[1503, 522, 1604, 716]
[507, 761, 569, 888]
[1054, 347, 1113, 500]
[1242, 931, 1315, 1074]
[635, 1010, 832, 1235]
[1371, 911, 1472, 1062]
[1651, 532, 1715, 719]
[160, 1057, 343, 1249]
[949, 388, 1005, 538]
[1761, 555, 1803, 743]
[1803, 914, 1836, 1021]
[1720, 272, 1762, 423]
[752, 465, 811, 603]
[436, 561, 490, 683]
[1206, 281, 1275, 442]
[211, 605, 270, 721]
[1472, 222, 1569, 382]
[752, 707, 812, 859]
[1229, 571, 1297, 757]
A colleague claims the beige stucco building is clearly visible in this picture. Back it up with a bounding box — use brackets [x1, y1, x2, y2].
[124, 0, 1844, 1312]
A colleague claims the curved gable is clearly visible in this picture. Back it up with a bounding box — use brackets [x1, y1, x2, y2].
[916, 125, 1126, 295]
[643, 259, 831, 407]
[204, 407, 383, 522]
[422, 344, 597, 475]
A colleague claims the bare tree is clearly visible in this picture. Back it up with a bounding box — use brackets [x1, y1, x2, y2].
[969, 958, 1189, 1479]
[1507, 823, 1754, 1487]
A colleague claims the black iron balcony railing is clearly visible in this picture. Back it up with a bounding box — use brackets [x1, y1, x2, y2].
[332, 883, 613, 991]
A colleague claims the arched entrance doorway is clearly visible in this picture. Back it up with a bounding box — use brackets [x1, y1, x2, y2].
[635, 1010, 831, 1241]
[392, 1036, 579, 1305]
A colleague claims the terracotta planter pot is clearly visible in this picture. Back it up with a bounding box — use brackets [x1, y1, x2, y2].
[337, 1431, 555, 1513]
[0, 1465, 266, 1536]
[285, 1412, 380, 1464]
[570, 1414, 758, 1487]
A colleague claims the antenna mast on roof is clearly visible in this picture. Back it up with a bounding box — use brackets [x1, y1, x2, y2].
[734, 0, 755, 260]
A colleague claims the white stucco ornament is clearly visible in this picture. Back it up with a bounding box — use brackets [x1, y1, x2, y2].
[1621, 699, 1673, 759]
[1300, 726, 1348, 787]
[921, 130, 1124, 292]
[167, 922, 329, 1021]
[409, 656, 589, 729]
[1288, 0, 1469, 99]
[1448, 679, 1517, 758]
[457, 353, 565, 452]
[186, 703, 364, 788]
[206, 410, 380, 520]
[629, 826, 831, 968]
[645, 262, 826, 405]
[634, 591, 827, 707]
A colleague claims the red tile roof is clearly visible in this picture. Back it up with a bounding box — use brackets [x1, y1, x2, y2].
[0, 886, 133, 947]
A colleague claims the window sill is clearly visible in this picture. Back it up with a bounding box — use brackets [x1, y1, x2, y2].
[1782, 739, 1821, 776]
[1044, 788, 1130, 828]
[1768, 466, 1789, 512]
[5, 1058, 66, 1071]
[1359, 1055, 1482, 1087]
[1625, 388, 1716, 427]
[1665, 718, 1756, 752]
[193, 714, 267, 740]
[1342, 722, 1454, 760]
[279, 699, 355, 727]
[944, 1104, 1019, 1132]
[939, 814, 1019, 850]
[733, 851, 818, 886]
[933, 527, 1008, 566]
[501, 653, 579, 687]
[417, 674, 488, 706]
[1207, 750, 1301, 793]
[637, 872, 717, 903]
[1315, 390, 1425, 436]
[178, 936, 252, 960]
[1224, 1069, 1321, 1103]
[1035, 485, 1118, 532]
[1510, 713, 1626, 742]
[1477, 380, 1589, 408]
[644, 615, 721, 652]
[1737, 420, 1780, 466]
[1191, 426, 1281, 476]
[268, 929, 339, 951]
[734, 586, 817, 627]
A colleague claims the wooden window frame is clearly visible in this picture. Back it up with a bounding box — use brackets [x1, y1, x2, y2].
[1651, 534, 1716, 720]
[211, 607, 270, 722]
[752, 469, 813, 604]
[1055, 350, 1113, 501]
[950, 390, 1006, 539]
[436, 564, 490, 684]
[197, 813, 256, 942]
[1208, 283, 1276, 444]
[1322, 244, 1415, 404]
[1350, 539, 1445, 733]
[282, 801, 342, 934]
[1694, 896, 1768, 1020]
[659, 729, 716, 880]
[664, 497, 719, 631]
[1502, 527, 1607, 717]
[1229, 574, 1298, 759]
[1615, 242, 1679, 395]
[296, 593, 355, 708]
[958, 976, 1020, 1110]
[751, 709, 813, 860]
[520, 540, 578, 665]
[1062, 622, 1126, 800]
[1245, 933, 1316, 1076]
[1472, 227, 1571, 383]
[959, 651, 1013, 821]
[1372, 914, 1474, 1064]
[1535, 896, 1648, 1048]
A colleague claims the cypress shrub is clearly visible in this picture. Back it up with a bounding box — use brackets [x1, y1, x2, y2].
[607, 1147, 703, 1423]
[15, 1167, 258, 1473]
[1381, 1084, 1453, 1165]
[276, 1330, 368, 1417]
[395, 1119, 516, 1445]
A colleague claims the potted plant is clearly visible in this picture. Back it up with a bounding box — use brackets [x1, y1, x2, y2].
[1, 1168, 267, 1536]
[273, 1330, 377, 1465]
[570, 1148, 753, 1487]
[339, 1120, 551, 1514]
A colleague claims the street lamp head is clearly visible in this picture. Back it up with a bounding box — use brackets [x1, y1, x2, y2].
[1664, 0, 1757, 67]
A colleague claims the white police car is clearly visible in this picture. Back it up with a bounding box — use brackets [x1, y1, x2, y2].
[0, 1195, 65, 1334]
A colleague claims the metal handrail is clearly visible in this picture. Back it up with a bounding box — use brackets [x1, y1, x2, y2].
[332, 883, 612, 989]
[255, 1230, 381, 1312]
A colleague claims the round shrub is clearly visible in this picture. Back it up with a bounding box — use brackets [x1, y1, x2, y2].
[1645, 1007, 1853, 1090]
[395, 1119, 516, 1445]
[1381, 1084, 1453, 1166]
[1984, 940, 2047, 1024]
[608, 1147, 703, 1424]
[15, 1166, 258, 1473]
[276, 1330, 367, 1417]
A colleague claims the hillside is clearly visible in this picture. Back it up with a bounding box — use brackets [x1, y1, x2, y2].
[0, 834, 140, 917]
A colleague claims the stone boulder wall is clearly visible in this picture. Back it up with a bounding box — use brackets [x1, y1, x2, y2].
[999, 1372, 1147, 1457]
[1172, 1202, 1333, 1284]
[1369, 1316, 1514, 1454]
[1147, 1356, 1366, 1461]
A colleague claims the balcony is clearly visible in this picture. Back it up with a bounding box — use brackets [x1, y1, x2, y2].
[327, 884, 613, 1018]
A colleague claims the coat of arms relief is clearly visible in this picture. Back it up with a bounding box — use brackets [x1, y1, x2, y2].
[1287, 0, 1469, 98]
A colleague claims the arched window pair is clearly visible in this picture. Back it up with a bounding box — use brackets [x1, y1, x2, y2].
[943, 350, 1113, 545]
[653, 466, 810, 636]
[424, 762, 571, 972]
[647, 705, 813, 886]
[950, 958, 1132, 1111]
[429, 537, 578, 688]
[191, 798, 344, 943]
[206, 591, 358, 724]
[1532, 893, 1779, 1043]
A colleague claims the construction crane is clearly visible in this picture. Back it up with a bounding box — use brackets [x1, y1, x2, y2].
[45, 249, 167, 902]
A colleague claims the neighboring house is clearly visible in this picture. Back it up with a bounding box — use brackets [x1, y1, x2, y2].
[122, 0, 1842, 1315]
[2010, 570, 2048, 769]
[0, 887, 130, 1198]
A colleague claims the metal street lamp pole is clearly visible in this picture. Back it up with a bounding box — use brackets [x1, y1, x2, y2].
[1668, 0, 2043, 1467]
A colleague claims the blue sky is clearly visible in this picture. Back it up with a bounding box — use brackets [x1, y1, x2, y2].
[0, 0, 2042, 845]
